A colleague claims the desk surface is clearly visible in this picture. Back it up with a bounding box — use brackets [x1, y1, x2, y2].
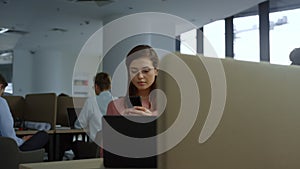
[19, 158, 102, 169]
[16, 129, 84, 135]
[19, 158, 156, 169]
[16, 130, 55, 135]
[55, 128, 85, 134]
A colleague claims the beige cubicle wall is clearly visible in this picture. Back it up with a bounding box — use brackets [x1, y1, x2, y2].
[157, 53, 300, 169]
[56, 95, 86, 127]
[3, 93, 57, 130]
[24, 93, 57, 130]
[4, 93, 87, 130]
[3, 95, 25, 120]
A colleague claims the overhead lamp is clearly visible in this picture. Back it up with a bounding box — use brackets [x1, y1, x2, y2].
[0, 27, 9, 34]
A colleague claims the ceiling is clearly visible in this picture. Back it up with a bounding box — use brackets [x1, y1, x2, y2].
[236, 0, 300, 17]
[0, 0, 299, 52]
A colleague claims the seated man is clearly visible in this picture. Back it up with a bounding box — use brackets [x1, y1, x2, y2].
[0, 73, 49, 151]
[72, 72, 115, 159]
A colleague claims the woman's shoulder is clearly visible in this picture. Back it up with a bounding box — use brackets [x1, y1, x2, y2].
[107, 97, 126, 115]
[109, 97, 125, 105]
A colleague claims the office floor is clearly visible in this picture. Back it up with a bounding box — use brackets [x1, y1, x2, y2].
[62, 150, 75, 160]
[43, 150, 75, 161]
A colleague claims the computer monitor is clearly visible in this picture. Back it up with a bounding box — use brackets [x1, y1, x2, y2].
[102, 115, 157, 168]
[66, 108, 81, 129]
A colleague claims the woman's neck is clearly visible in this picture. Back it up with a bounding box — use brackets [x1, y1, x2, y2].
[137, 89, 150, 99]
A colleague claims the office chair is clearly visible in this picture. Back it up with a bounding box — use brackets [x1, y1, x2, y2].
[0, 136, 45, 169]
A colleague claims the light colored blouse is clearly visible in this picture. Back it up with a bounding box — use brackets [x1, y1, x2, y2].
[106, 97, 157, 115]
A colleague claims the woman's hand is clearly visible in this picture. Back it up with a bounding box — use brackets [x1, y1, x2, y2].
[122, 106, 153, 116]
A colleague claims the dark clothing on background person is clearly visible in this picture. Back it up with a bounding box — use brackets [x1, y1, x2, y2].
[19, 130, 49, 151]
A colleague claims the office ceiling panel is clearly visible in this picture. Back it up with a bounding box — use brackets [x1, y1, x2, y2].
[0, 0, 297, 52]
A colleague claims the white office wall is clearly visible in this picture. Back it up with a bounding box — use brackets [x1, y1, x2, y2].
[73, 27, 104, 97]
[13, 49, 33, 96]
[13, 47, 79, 96]
[13, 21, 104, 96]
[13, 32, 174, 97]
[33, 50, 62, 93]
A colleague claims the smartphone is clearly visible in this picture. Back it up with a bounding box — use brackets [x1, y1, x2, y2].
[128, 96, 142, 107]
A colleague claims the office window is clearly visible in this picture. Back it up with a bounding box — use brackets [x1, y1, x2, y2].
[0, 51, 13, 94]
[234, 15, 260, 62]
[269, 8, 300, 65]
[180, 29, 196, 55]
[203, 20, 225, 58]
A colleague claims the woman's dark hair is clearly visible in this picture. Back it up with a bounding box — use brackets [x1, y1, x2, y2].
[125, 45, 159, 97]
[0, 73, 8, 88]
[95, 72, 111, 91]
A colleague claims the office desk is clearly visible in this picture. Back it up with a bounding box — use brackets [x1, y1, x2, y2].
[19, 158, 102, 169]
[55, 128, 85, 134]
[16, 130, 39, 135]
[19, 158, 156, 169]
[16, 130, 55, 135]
[16, 130, 55, 161]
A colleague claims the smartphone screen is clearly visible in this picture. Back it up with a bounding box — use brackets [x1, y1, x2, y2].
[128, 96, 142, 107]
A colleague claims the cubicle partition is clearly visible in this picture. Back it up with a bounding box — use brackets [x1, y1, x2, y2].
[157, 53, 300, 169]
[3, 95, 25, 121]
[3, 94, 57, 130]
[24, 93, 57, 130]
[56, 96, 86, 127]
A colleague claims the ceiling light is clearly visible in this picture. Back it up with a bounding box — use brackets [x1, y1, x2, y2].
[0, 28, 9, 34]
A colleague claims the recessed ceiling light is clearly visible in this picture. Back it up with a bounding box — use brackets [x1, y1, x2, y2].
[190, 19, 196, 22]
[50, 28, 68, 32]
[0, 28, 9, 34]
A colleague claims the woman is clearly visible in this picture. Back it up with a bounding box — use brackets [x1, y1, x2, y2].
[107, 45, 159, 116]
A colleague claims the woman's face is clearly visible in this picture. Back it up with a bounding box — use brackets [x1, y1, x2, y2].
[129, 57, 158, 94]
